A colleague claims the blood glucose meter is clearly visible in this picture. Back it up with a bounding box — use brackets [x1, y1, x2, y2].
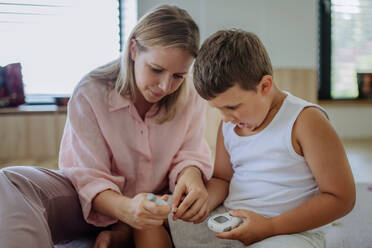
[207, 212, 243, 233]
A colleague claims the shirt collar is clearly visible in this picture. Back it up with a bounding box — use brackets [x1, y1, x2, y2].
[108, 89, 131, 112]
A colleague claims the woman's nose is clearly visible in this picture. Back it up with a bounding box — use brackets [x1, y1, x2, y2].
[159, 76, 171, 93]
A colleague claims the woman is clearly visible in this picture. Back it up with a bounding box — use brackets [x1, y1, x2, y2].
[0, 5, 212, 248]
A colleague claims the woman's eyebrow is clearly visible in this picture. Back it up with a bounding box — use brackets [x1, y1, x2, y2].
[150, 63, 188, 75]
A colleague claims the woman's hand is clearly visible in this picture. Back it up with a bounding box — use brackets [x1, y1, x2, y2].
[122, 193, 171, 230]
[172, 166, 209, 223]
[216, 209, 274, 246]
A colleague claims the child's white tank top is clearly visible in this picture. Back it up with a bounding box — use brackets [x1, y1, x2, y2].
[222, 93, 327, 217]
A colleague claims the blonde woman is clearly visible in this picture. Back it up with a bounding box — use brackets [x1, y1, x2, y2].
[0, 5, 212, 248]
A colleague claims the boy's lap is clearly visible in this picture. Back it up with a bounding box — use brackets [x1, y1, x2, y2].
[168, 205, 325, 248]
[250, 232, 325, 248]
[168, 205, 244, 248]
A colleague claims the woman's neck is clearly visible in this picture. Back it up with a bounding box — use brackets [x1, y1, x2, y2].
[133, 93, 153, 120]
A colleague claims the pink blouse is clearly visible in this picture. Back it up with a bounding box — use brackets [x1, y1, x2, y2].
[59, 75, 213, 226]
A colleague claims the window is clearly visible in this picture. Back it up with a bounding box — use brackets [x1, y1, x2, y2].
[0, 0, 137, 103]
[319, 0, 372, 100]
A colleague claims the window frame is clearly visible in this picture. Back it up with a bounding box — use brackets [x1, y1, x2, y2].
[318, 0, 332, 100]
[7, 0, 125, 105]
[318, 0, 372, 101]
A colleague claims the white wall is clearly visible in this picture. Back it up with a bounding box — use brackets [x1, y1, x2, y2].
[324, 105, 372, 139]
[138, 0, 317, 69]
[138, 0, 372, 139]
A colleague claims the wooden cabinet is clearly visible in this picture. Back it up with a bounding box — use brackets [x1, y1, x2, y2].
[0, 106, 66, 169]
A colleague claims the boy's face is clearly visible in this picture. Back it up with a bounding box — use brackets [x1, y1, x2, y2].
[209, 81, 271, 131]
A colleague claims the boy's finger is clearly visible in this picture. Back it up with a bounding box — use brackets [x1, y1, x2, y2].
[229, 209, 248, 218]
[215, 228, 239, 240]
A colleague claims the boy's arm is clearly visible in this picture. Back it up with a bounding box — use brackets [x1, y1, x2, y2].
[269, 107, 355, 235]
[217, 107, 355, 245]
[206, 121, 234, 212]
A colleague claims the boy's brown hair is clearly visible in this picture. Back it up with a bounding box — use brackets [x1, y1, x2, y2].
[193, 29, 273, 99]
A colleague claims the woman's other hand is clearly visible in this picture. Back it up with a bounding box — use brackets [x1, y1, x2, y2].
[172, 166, 209, 223]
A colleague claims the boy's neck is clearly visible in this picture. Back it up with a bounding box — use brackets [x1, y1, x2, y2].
[269, 86, 286, 113]
[262, 85, 287, 125]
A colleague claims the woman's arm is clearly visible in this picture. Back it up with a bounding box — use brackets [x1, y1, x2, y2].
[61, 84, 172, 229]
[59, 86, 126, 227]
[92, 190, 131, 224]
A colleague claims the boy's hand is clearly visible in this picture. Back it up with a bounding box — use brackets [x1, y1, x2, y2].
[216, 209, 274, 246]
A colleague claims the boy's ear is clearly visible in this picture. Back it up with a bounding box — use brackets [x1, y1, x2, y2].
[258, 75, 273, 96]
[129, 38, 137, 61]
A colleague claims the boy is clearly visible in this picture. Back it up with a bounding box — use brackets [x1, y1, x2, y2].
[169, 30, 355, 248]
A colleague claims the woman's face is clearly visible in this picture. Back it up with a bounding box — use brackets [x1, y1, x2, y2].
[130, 39, 194, 103]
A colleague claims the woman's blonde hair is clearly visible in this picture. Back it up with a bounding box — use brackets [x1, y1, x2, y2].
[90, 5, 200, 123]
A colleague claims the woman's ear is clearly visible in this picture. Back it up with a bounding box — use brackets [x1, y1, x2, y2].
[258, 75, 273, 96]
[129, 38, 137, 61]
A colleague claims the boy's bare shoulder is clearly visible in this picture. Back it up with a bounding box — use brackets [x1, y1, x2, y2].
[297, 106, 328, 126]
[293, 106, 333, 142]
[298, 106, 328, 121]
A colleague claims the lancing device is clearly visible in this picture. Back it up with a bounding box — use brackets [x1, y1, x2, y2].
[146, 193, 169, 206]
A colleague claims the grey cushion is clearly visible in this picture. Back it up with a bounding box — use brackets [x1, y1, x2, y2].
[321, 183, 372, 248]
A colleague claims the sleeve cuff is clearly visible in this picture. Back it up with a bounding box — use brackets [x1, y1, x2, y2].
[168, 160, 213, 192]
[80, 180, 122, 227]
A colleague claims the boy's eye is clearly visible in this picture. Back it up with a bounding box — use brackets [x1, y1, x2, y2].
[226, 105, 238, 110]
